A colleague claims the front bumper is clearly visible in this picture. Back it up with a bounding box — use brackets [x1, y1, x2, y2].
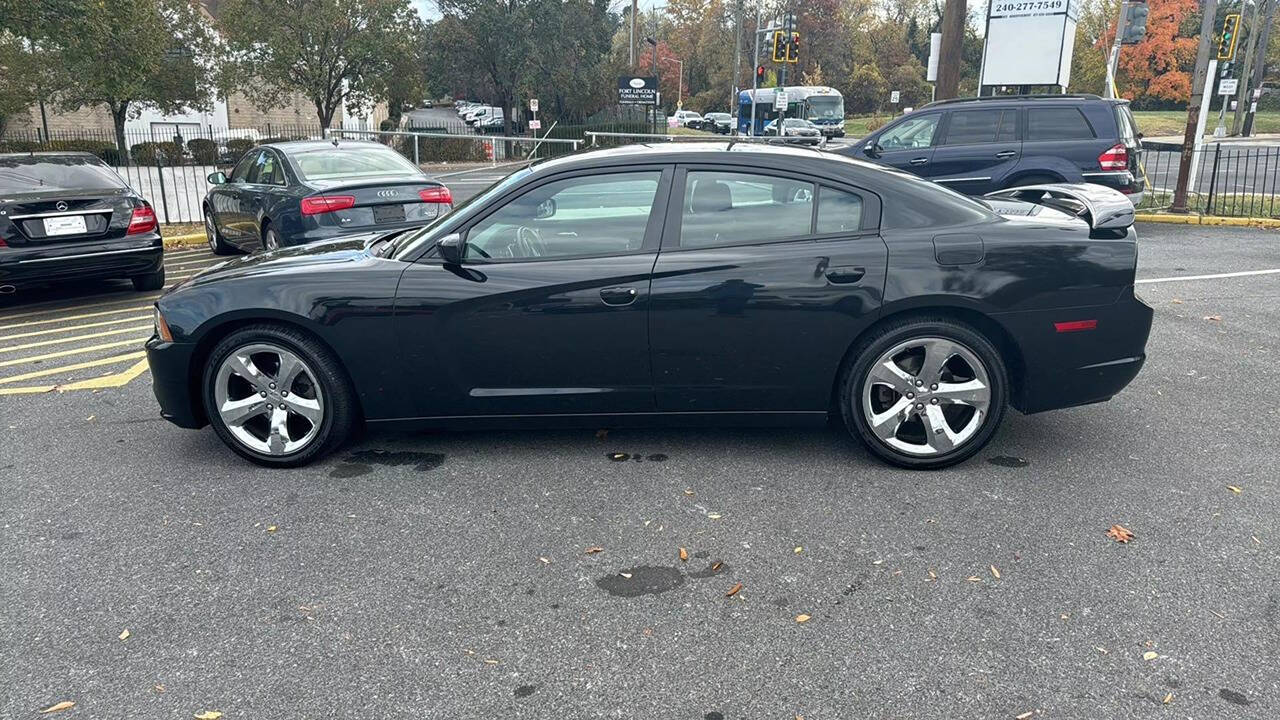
[1004, 288, 1154, 414]
[145, 336, 206, 429]
[0, 233, 163, 286]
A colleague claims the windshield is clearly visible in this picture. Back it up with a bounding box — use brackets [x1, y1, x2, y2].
[0, 156, 125, 192]
[806, 95, 844, 121]
[293, 146, 420, 181]
[392, 167, 534, 259]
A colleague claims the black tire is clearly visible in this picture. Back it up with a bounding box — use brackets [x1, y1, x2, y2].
[131, 267, 165, 291]
[262, 224, 282, 252]
[202, 324, 356, 468]
[839, 316, 1009, 470]
[204, 208, 236, 255]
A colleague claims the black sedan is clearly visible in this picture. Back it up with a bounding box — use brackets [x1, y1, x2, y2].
[202, 139, 452, 254]
[147, 143, 1152, 470]
[1, 152, 164, 293]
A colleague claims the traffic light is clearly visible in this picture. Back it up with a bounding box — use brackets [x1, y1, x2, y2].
[1218, 13, 1241, 61]
[771, 31, 786, 62]
[786, 32, 800, 63]
[1121, 1, 1149, 44]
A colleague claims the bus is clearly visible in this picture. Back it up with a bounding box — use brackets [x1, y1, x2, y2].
[737, 86, 845, 137]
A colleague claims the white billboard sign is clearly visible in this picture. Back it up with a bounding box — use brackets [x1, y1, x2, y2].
[927, 32, 942, 83]
[980, 0, 1079, 88]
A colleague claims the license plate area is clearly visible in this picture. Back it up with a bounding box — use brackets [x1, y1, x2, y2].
[373, 204, 406, 224]
[43, 215, 89, 236]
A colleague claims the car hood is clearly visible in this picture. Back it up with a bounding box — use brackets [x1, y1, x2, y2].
[169, 234, 385, 292]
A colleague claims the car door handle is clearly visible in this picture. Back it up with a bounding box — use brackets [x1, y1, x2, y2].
[600, 286, 639, 306]
[909, 157, 929, 166]
[825, 266, 866, 284]
[995, 150, 1018, 159]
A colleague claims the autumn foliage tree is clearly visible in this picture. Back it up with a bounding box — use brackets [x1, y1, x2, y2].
[1101, 0, 1199, 105]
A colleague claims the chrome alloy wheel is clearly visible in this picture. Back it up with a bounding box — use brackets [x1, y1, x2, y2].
[264, 228, 281, 251]
[213, 343, 324, 456]
[861, 337, 992, 457]
[205, 213, 217, 251]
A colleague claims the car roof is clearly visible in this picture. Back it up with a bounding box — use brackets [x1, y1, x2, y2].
[0, 151, 100, 160]
[263, 139, 392, 153]
[919, 93, 1127, 110]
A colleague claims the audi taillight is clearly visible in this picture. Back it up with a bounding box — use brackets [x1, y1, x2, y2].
[419, 187, 452, 204]
[301, 195, 356, 215]
[127, 203, 158, 235]
[1098, 143, 1128, 171]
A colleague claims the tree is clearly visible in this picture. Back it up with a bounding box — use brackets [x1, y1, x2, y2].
[0, 34, 40, 136]
[1102, 0, 1198, 104]
[1, 0, 213, 154]
[433, 0, 532, 133]
[218, 0, 422, 129]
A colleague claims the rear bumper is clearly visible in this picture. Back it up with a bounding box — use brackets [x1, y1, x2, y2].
[145, 336, 206, 429]
[0, 233, 163, 286]
[1003, 289, 1154, 414]
[1080, 171, 1145, 205]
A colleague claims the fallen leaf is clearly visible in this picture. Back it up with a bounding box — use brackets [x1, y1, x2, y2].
[1106, 524, 1135, 543]
[40, 701, 75, 714]
[795, 613, 811, 623]
[266, 526, 278, 532]
[1203, 315, 1222, 321]
[707, 513, 722, 520]
[1095, 646, 1108, 654]
[1016, 712, 1034, 720]
[928, 569, 937, 580]
[967, 576, 981, 582]
[794, 546, 803, 554]
[595, 429, 608, 439]
[1143, 651, 1158, 661]
[193, 712, 223, 720]
[119, 628, 130, 641]
[584, 546, 604, 555]
[483, 658, 500, 665]
[1171, 298, 1183, 304]
[1227, 485, 1242, 494]
[608, 452, 627, 461]
[683, 488, 695, 496]
[678, 547, 688, 562]
[154, 685, 165, 693]
[711, 561, 723, 572]
[725, 582, 743, 597]
[990, 565, 1001, 579]
[538, 556, 551, 564]
[85, 415, 95, 421]
[619, 572, 632, 579]
[1163, 692, 1173, 704]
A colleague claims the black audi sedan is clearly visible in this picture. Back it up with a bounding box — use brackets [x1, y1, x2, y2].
[201, 139, 452, 254]
[147, 143, 1152, 470]
[1, 152, 164, 293]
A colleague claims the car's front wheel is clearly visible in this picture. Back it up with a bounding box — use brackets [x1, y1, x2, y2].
[202, 324, 356, 467]
[841, 318, 1008, 469]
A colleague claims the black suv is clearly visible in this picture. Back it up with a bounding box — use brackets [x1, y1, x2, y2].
[845, 94, 1145, 203]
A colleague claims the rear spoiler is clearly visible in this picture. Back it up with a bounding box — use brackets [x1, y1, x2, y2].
[984, 183, 1135, 230]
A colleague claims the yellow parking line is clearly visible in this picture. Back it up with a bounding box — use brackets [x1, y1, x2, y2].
[0, 338, 142, 368]
[0, 291, 162, 317]
[0, 350, 145, 384]
[0, 303, 155, 331]
[0, 357, 150, 395]
[0, 314, 151, 342]
[0, 325, 152, 354]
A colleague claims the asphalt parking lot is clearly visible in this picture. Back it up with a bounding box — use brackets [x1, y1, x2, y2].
[1, 222, 1277, 719]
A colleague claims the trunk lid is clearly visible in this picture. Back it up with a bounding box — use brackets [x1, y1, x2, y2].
[0, 187, 137, 247]
[303, 178, 451, 230]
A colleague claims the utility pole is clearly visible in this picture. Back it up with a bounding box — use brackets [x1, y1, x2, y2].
[733, 0, 743, 110]
[630, 0, 638, 67]
[1244, 0, 1275, 134]
[1105, 1, 1129, 97]
[1171, 0, 1222, 213]
[1232, 0, 1266, 134]
[936, 0, 965, 99]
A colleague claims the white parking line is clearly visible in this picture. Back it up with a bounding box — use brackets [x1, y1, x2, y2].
[1136, 268, 1280, 284]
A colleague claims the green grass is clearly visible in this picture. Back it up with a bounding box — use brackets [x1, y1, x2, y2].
[1138, 189, 1280, 218]
[1131, 110, 1280, 137]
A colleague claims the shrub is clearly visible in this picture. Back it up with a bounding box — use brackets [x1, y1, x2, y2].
[223, 138, 256, 165]
[187, 138, 218, 165]
[130, 140, 183, 165]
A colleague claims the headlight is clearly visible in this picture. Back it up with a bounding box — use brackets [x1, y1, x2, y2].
[153, 307, 174, 342]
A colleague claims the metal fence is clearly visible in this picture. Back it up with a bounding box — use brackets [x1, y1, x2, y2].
[1137, 142, 1280, 218]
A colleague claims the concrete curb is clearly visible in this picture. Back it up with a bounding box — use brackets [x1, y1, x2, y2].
[1135, 213, 1280, 229]
[163, 232, 207, 248]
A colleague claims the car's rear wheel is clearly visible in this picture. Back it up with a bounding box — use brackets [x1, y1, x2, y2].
[205, 210, 235, 255]
[131, 267, 165, 291]
[203, 325, 356, 467]
[841, 318, 1008, 469]
[262, 225, 282, 252]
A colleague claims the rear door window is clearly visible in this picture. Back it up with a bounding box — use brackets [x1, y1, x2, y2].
[679, 171, 814, 249]
[942, 110, 1002, 145]
[1027, 108, 1095, 140]
[0, 156, 125, 192]
[230, 151, 259, 182]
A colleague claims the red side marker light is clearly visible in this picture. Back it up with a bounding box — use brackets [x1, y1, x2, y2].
[1055, 319, 1098, 333]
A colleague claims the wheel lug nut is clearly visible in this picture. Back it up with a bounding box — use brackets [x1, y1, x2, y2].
[915, 403, 924, 410]
[269, 383, 276, 389]
[931, 398, 939, 404]
[930, 383, 938, 390]
[906, 392, 914, 399]
[281, 390, 288, 396]
[260, 391, 267, 397]
[266, 403, 273, 409]
[915, 379, 923, 387]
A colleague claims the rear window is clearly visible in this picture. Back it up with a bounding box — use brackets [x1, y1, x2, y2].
[1027, 108, 1095, 140]
[942, 109, 1018, 145]
[0, 156, 125, 192]
[292, 146, 420, 181]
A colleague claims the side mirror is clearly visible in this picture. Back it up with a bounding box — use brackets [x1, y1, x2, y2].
[863, 142, 880, 158]
[535, 198, 556, 219]
[437, 232, 464, 264]
[207, 171, 227, 184]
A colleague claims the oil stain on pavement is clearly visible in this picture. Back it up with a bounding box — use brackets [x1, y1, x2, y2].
[988, 455, 1030, 468]
[328, 449, 446, 478]
[514, 685, 537, 698]
[595, 566, 686, 597]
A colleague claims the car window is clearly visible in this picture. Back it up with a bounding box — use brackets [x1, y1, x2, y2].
[1114, 104, 1138, 144]
[996, 110, 1019, 142]
[680, 171, 814, 249]
[230, 151, 259, 182]
[942, 110, 1003, 145]
[816, 186, 864, 234]
[293, 146, 420, 181]
[0, 155, 124, 192]
[1027, 107, 1095, 140]
[464, 171, 661, 260]
[251, 151, 283, 185]
[879, 114, 939, 149]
